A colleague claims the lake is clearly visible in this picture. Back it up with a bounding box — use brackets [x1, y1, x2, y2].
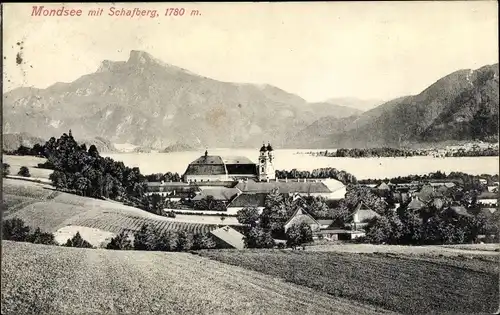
[102, 149, 500, 180]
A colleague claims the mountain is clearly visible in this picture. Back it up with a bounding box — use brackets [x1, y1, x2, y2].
[289, 64, 499, 148]
[3, 50, 359, 150]
[324, 97, 385, 112]
[3, 132, 45, 152]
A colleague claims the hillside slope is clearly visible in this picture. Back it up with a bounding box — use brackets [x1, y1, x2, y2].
[291, 64, 499, 148]
[1, 241, 393, 315]
[3, 50, 359, 149]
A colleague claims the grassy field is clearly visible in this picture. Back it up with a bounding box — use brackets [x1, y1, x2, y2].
[1, 241, 394, 315]
[3, 179, 221, 243]
[197, 249, 499, 314]
[3, 155, 53, 179]
[305, 243, 500, 256]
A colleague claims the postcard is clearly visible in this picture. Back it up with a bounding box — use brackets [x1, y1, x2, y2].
[2, 2, 499, 314]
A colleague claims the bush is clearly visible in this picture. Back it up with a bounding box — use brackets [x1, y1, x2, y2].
[243, 226, 275, 248]
[18, 166, 31, 177]
[64, 232, 93, 248]
[26, 227, 56, 245]
[106, 231, 132, 250]
[286, 222, 313, 249]
[2, 218, 30, 241]
[2, 163, 10, 177]
[2, 218, 56, 245]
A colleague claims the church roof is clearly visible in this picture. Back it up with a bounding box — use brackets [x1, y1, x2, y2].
[266, 143, 274, 151]
[222, 156, 255, 165]
[260, 144, 267, 152]
[184, 155, 226, 176]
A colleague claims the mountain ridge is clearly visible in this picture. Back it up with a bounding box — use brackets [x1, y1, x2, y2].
[288, 63, 499, 148]
[3, 50, 361, 149]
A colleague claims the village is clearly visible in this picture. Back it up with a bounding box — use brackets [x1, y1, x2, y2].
[143, 144, 499, 249]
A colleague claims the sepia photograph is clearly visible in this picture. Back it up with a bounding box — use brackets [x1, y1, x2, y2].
[1, 2, 499, 314]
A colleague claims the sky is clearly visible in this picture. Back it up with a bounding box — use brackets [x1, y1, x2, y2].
[3, 2, 499, 102]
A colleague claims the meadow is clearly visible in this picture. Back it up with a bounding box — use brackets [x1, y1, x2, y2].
[2, 179, 221, 245]
[1, 241, 394, 315]
[3, 155, 53, 179]
[196, 249, 499, 314]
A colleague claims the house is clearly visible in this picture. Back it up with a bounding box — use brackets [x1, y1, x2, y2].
[350, 201, 380, 230]
[191, 187, 240, 204]
[146, 181, 200, 200]
[317, 219, 334, 229]
[487, 185, 498, 193]
[317, 229, 365, 241]
[209, 226, 245, 249]
[407, 196, 426, 211]
[442, 206, 473, 218]
[235, 178, 344, 200]
[479, 178, 488, 185]
[284, 208, 321, 233]
[226, 192, 268, 215]
[477, 191, 498, 207]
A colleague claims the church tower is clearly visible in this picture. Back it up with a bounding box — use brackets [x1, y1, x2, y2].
[258, 142, 276, 181]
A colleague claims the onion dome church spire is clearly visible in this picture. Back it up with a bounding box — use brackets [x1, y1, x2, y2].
[260, 143, 267, 152]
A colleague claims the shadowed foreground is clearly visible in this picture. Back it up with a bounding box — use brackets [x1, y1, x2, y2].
[1, 241, 394, 315]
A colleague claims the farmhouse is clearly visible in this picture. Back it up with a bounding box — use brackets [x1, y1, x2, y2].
[477, 191, 498, 207]
[226, 192, 268, 214]
[350, 201, 380, 230]
[284, 208, 321, 233]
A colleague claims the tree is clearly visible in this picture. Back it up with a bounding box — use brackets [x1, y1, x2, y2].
[192, 233, 217, 250]
[243, 226, 275, 248]
[303, 196, 331, 218]
[176, 230, 193, 251]
[106, 231, 132, 250]
[365, 216, 394, 244]
[236, 207, 260, 227]
[26, 227, 56, 245]
[260, 188, 288, 235]
[18, 166, 31, 177]
[2, 218, 30, 241]
[64, 232, 93, 248]
[286, 222, 313, 249]
[133, 224, 159, 251]
[399, 211, 423, 245]
[2, 163, 10, 177]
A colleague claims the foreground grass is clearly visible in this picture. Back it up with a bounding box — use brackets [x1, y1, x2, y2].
[1, 241, 394, 315]
[197, 249, 499, 314]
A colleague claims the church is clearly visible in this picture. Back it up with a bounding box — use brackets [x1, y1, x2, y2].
[183, 143, 276, 183]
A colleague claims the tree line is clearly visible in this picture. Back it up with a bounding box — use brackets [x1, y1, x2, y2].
[358, 171, 498, 191]
[275, 167, 357, 185]
[445, 147, 499, 157]
[363, 203, 497, 245]
[2, 218, 220, 251]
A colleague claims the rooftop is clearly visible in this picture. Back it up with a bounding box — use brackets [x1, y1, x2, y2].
[191, 188, 240, 201]
[227, 193, 268, 208]
[235, 180, 332, 194]
[210, 226, 245, 249]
